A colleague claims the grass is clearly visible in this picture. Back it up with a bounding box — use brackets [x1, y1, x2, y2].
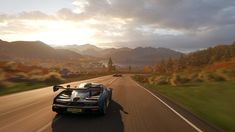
[134, 77, 235, 132]
[0, 74, 109, 96]
[0, 82, 48, 96]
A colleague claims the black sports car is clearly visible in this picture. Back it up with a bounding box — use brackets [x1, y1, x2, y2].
[113, 74, 122, 77]
[52, 83, 112, 115]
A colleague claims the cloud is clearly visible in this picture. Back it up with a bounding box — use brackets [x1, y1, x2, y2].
[75, 0, 235, 30]
[56, 8, 88, 20]
[18, 11, 54, 20]
[0, 0, 235, 51]
[74, 0, 235, 50]
[0, 11, 54, 34]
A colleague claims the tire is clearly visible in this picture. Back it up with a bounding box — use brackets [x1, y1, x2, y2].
[110, 93, 112, 101]
[100, 101, 107, 115]
[109, 90, 112, 101]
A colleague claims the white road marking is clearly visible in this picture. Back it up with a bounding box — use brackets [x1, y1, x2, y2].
[135, 82, 203, 132]
[107, 78, 117, 86]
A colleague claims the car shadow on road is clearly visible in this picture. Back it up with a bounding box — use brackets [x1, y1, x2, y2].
[51, 100, 127, 132]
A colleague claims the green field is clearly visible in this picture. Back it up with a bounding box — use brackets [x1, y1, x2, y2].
[140, 81, 235, 131]
[0, 82, 48, 96]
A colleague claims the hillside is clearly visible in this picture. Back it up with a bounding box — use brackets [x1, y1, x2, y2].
[109, 47, 182, 65]
[0, 40, 82, 62]
[155, 41, 235, 74]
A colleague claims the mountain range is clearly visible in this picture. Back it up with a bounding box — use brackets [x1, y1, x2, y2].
[0, 39, 83, 62]
[0, 39, 183, 66]
[57, 44, 183, 65]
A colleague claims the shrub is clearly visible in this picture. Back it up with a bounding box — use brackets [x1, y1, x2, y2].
[132, 75, 149, 83]
[198, 72, 209, 82]
[170, 74, 190, 86]
[42, 72, 64, 85]
[206, 73, 226, 82]
[154, 76, 169, 85]
[222, 68, 235, 80]
[189, 73, 203, 82]
[29, 75, 44, 82]
[8, 72, 30, 82]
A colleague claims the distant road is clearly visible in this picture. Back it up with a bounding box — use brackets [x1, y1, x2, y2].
[0, 75, 219, 132]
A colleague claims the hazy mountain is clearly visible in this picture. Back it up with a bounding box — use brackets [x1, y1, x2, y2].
[56, 44, 103, 56]
[109, 47, 182, 65]
[0, 39, 182, 66]
[57, 43, 182, 65]
[0, 40, 82, 62]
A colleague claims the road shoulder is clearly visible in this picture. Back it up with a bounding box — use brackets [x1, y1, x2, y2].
[131, 78, 223, 132]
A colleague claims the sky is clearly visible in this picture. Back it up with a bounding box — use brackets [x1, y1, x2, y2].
[0, 0, 235, 51]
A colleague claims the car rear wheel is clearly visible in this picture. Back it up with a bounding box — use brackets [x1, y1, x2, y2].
[109, 91, 112, 101]
[100, 101, 107, 115]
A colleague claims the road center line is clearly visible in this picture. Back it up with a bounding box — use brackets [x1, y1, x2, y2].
[134, 82, 203, 132]
[107, 78, 117, 86]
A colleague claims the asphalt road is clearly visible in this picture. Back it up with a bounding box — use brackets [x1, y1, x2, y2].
[0, 75, 219, 132]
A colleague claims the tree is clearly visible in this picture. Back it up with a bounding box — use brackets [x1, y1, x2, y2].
[108, 57, 113, 72]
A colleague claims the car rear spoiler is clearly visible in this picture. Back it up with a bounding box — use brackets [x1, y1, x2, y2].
[53, 85, 77, 92]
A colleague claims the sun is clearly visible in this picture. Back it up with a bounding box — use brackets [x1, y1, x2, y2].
[17, 20, 98, 45]
[33, 28, 96, 45]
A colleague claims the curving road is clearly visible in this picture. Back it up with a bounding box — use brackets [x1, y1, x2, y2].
[0, 75, 219, 132]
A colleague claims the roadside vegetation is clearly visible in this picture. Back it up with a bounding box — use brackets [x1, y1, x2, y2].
[133, 42, 235, 131]
[0, 61, 110, 96]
